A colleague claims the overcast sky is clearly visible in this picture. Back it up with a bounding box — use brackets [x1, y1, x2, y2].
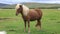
[0, 0, 60, 4]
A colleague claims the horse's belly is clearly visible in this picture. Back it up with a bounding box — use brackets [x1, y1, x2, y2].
[30, 15, 40, 21]
[30, 17, 38, 20]
[30, 18, 37, 21]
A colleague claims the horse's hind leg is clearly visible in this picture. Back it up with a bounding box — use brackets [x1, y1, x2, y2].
[35, 20, 41, 30]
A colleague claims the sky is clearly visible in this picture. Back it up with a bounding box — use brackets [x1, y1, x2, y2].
[0, 0, 60, 4]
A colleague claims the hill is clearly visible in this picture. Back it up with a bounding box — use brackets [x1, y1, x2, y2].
[0, 2, 60, 9]
[21, 2, 60, 9]
[0, 3, 9, 6]
[0, 3, 10, 8]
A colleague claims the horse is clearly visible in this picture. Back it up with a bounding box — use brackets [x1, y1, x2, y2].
[15, 4, 42, 33]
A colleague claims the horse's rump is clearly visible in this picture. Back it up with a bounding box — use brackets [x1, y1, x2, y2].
[35, 9, 42, 17]
[29, 9, 42, 16]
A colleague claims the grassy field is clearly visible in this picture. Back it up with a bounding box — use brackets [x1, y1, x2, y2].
[0, 9, 60, 34]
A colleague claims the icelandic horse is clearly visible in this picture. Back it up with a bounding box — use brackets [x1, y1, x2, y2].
[15, 4, 42, 33]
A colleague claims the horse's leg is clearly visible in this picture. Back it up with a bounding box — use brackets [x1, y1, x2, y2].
[24, 20, 26, 32]
[28, 20, 30, 33]
[36, 20, 41, 30]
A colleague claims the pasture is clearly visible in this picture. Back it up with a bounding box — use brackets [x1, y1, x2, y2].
[0, 9, 60, 34]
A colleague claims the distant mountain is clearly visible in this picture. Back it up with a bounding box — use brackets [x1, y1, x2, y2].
[0, 3, 13, 9]
[0, 2, 60, 9]
[21, 2, 60, 8]
[0, 3, 10, 8]
[0, 3, 9, 6]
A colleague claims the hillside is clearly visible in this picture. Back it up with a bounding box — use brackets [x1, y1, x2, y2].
[21, 2, 60, 9]
[0, 2, 60, 9]
[0, 3, 10, 8]
[0, 3, 9, 6]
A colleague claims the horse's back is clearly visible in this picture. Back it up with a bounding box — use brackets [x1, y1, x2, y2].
[29, 9, 42, 17]
[29, 9, 39, 17]
[28, 9, 42, 20]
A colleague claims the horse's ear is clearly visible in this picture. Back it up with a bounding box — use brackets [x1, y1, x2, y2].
[19, 5, 22, 8]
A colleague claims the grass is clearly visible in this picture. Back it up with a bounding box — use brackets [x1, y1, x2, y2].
[0, 9, 60, 34]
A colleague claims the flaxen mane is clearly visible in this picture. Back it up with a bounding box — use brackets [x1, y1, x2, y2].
[15, 4, 29, 16]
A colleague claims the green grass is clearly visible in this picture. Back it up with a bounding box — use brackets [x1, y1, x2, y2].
[0, 9, 60, 34]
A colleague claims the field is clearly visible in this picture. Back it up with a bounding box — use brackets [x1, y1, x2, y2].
[0, 9, 60, 34]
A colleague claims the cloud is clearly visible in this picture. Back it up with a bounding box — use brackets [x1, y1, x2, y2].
[0, 0, 33, 4]
[0, 0, 60, 4]
[31, 0, 60, 1]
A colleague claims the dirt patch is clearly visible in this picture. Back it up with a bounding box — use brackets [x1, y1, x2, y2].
[0, 17, 18, 20]
[8, 29, 16, 31]
[56, 21, 60, 23]
[49, 19, 57, 20]
[0, 18, 11, 20]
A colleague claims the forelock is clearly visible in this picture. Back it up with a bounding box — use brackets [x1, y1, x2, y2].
[15, 4, 22, 10]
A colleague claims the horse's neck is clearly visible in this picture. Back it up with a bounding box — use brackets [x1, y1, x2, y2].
[20, 7, 24, 16]
[22, 5, 29, 16]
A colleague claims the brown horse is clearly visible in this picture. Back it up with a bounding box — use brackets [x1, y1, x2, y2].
[15, 4, 42, 33]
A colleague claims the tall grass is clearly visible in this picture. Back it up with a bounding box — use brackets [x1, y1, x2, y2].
[0, 9, 60, 34]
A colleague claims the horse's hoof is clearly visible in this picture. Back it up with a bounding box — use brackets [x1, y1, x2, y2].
[24, 30, 26, 32]
[36, 26, 41, 30]
[28, 31, 30, 34]
[28, 32, 30, 34]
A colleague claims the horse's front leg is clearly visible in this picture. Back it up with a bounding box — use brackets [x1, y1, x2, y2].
[24, 20, 26, 32]
[28, 20, 30, 33]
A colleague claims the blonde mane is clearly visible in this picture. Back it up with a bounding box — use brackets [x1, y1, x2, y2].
[15, 4, 22, 10]
[15, 4, 29, 16]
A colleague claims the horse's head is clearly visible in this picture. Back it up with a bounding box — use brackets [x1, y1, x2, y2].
[15, 4, 23, 16]
[15, 4, 29, 16]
